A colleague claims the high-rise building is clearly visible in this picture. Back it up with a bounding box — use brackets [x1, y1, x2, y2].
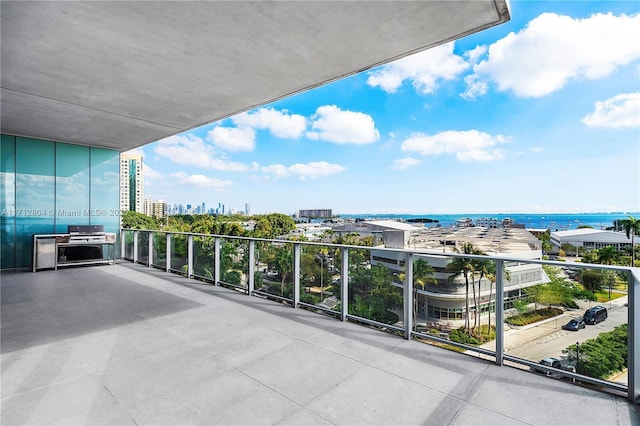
[120, 154, 144, 213]
[143, 198, 167, 218]
[245, 203, 250, 215]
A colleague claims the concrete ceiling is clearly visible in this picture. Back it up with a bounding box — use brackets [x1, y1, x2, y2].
[1, 1, 510, 152]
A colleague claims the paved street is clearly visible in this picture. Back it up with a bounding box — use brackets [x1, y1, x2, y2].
[504, 299, 628, 362]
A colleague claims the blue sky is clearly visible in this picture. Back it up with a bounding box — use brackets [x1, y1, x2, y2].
[128, 1, 640, 216]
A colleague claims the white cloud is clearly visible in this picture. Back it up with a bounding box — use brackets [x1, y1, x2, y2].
[306, 105, 379, 144]
[261, 161, 347, 179]
[392, 157, 422, 170]
[154, 134, 249, 172]
[464, 12, 640, 98]
[144, 164, 163, 179]
[401, 130, 506, 162]
[232, 107, 307, 139]
[207, 126, 256, 152]
[367, 42, 468, 94]
[582, 92, 640, 128]
[170, 172, 232, 190]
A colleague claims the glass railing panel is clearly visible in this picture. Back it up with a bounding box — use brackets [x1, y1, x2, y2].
[219, 237, 249, 291]
[151, 232, 166, 269]
[193, 235, 215, 281]
[254, 240, 294, 302]
[502, 261, 628, 391]
[298, 244, 338, 312]
[122, 230, 134, 260]
[348, 246, 403, 330]
[170, 233, 188, 274]
[137, 231, 149, 265]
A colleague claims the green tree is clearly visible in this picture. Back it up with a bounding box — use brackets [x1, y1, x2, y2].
[273, 244, 294, 295]
[580, 269, 603, 293]
[446, 243, 476, 330]
[620, 215, 640, 266]
[122, 210, 160, 230]
[253, 213, 295, 239]
[597, 245, 618, 265]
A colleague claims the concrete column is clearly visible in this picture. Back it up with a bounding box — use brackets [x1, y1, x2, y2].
[133, 230, 138, 263]
[148, 232, 153, 267]
[166, 233, 171, 273]
[120, 229, 125, 260]
[629, 269, 639, 403]
[495, 259, 505, 366]
[293, 243, 301, 308]
[187, 234, 193, 278]
[341, 248, 349, 321]
[214, 237, 220, 286]
[404, 252, 414, 340]
[248, 240, 255, 295]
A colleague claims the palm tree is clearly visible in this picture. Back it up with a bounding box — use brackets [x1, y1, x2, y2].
[620, 215, 640, 266]
[446, 243, 476, 330]
[400, 258, 436, 327]
[597, 245, 618, 265]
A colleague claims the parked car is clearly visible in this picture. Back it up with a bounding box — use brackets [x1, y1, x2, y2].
[562, 318, 586, 331]
[532, 357, 575, 376]
[583, 305, 607, 325]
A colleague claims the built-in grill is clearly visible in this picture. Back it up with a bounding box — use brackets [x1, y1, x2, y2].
[67, 225, 116, 244]
[33, 225, 117, 271]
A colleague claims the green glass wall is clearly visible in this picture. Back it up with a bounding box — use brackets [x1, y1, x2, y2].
[55, 143, 90, 233]
[91, 148, 120, 236]
[1, 135, 16, 269]
[0, 134, 120, 269]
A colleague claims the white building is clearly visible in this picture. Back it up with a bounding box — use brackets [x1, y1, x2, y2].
[143, 198, 167, 219]
[550, 228, 635, 252]
[371, 226, 549, 321]
[120, 154, 144, 213]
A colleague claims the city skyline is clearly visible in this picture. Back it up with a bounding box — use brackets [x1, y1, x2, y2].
[126, 1, 640, 216]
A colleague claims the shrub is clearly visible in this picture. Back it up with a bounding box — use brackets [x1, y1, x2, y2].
[505, 307, 563, 326]
[449, 328, 480, 345]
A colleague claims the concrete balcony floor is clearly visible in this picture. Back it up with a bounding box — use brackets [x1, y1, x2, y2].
[2, 263, 638, 425]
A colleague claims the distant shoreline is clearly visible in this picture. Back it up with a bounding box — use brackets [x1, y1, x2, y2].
[334, 212, 638, 231]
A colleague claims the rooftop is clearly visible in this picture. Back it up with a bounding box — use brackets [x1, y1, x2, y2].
[2, 262, 638, 425]
[409, 226, 541, 255]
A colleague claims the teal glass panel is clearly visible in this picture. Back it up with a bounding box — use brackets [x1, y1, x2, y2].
[90, 147, 120, 235]
[1, 134, 16, 268]
[55, 144, 90, 233]
[15, 137, 55, 268]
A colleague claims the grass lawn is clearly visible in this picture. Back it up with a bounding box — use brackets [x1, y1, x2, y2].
[594, 290, 626, 303]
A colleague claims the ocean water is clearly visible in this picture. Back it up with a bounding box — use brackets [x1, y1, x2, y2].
[338, 213, 640, 231]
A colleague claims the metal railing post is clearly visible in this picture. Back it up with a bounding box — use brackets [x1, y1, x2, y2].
[404, 252, 414, 340]
[120, 229, 125, 260]
[166, 233, 171, 272]
[187, 234, 193, 278]
[341, 248, 349, 321]
[214, 237, 220, 286]
[133, 230, 138, 263]
[293, 243, 300, 308]
[248, 240, 255, 295]
[148, 231, 153, 267]
[629, 269, 639, 403]
[495, 259, 505, 366]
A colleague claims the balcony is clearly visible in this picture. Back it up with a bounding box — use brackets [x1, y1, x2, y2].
[2, 230, 639, 424]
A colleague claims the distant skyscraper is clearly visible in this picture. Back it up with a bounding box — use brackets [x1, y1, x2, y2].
[120, 154, 144, 213]
[201, 202, 206, 214]
[245, 203, 250, 215]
